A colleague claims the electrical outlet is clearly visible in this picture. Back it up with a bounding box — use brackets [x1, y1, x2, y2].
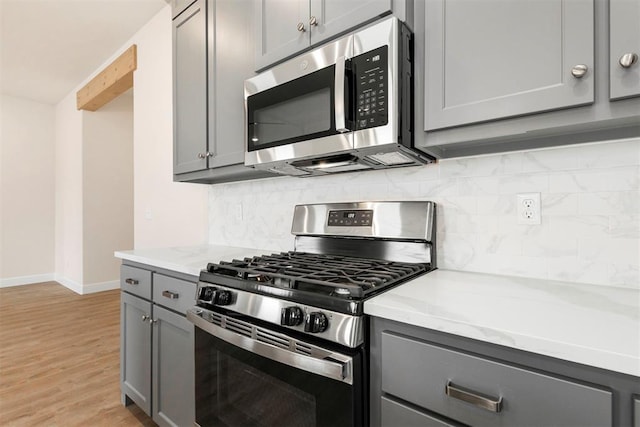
[517, 193, 541, 225]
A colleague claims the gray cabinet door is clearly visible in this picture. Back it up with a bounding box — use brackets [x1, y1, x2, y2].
[424, 0, 594, 130]
[610, 0, 640, 100]
[121, 292, 152, 416]
[309, 0, 392, 46]
[173, 0, 208, 174]
[208, 0, 255, 167]
[381, 332, 612, 427]
[255, 0, 310, 70]
[152, 305, 195, 427]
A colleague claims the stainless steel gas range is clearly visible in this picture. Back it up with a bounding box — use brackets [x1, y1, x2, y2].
[187, 201, 436, 427]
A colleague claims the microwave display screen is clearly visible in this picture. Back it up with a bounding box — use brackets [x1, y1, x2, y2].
[353, 46, 388, 130]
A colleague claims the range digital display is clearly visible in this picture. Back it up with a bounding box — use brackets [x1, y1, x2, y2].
[328, 210, 373, 226]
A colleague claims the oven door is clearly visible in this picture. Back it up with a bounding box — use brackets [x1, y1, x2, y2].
[244, 36, 354, 168]
[187, 308, 366, 427]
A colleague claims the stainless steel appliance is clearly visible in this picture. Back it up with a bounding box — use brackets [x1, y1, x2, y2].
[244, 18, 436, 177]
[187, 201, 436, 427]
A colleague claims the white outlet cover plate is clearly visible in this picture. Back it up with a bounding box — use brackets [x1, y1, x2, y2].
[517, 193, 541, 225]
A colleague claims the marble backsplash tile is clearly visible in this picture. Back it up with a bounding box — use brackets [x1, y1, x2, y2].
[209, 138, 640, 289]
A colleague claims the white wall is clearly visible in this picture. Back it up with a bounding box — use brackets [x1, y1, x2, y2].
[131, 6, 208, 249]
[208, 138, 640, 290]
[54, 92, 84, 287]
[0, 95, 55, 285]
[82, 92, 134, 287]
[50, 5, 208, 293]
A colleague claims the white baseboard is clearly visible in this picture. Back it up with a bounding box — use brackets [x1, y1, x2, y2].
[0, 273, 56, 288]
[1, 274, 119, 295]
[82, 280, 120, 294]
[55, 275, 83, 294]
[55, 276, 120, 295]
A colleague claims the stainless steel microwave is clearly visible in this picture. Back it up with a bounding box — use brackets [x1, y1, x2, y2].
[244, 17, 435, 177]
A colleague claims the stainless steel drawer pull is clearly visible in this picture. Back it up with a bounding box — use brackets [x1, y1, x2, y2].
[162, 290, 179, 299]
[125, 278, 139, 285]
[445, 381, 503, 413]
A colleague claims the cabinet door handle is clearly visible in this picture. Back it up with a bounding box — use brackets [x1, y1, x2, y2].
[309, 16, 318, 26]
[125, 278, 139, 285]
[619, 53, 638, 69]
[142, 315, 150, 321]
[162, 290, 179, 299]
[570, 64, 588, 78]
[297, 22, 306, 32]
[445, 381, 503, 413]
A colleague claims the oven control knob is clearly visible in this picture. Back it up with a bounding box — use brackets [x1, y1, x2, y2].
[214, 290, 233, 306]
[304, 312, 328, 333]
[198, 286, 216, 302]
[281, 306, 303, 326]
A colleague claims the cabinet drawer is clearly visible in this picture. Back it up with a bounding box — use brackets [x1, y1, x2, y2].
[153, 273, 196, 314]
[121, 265, 152, 300]
[381, 396, 458, 427]
[381, 332, 612, 427]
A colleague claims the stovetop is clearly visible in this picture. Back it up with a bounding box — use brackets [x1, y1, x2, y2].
[198, 251, 431, 315]
[207, 252, 426, 297]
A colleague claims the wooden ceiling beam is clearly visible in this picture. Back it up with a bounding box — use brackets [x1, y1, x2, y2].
[76, 44, 137, 111]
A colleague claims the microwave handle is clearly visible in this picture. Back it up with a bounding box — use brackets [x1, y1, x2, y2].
[335, 57, 349, 133]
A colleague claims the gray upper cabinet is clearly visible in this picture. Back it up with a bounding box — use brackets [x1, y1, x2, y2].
[610, 0, 640, 100]
[173, 0, 207, 175]
[171, 0, 196, 18]
[415, 0, 640, 159]
[173, 0, 273, 183]
[424, 0, 594, 131]
[255, 0, 394, 71]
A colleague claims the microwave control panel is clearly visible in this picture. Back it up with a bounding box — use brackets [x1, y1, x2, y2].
[353, 46, 388, 130]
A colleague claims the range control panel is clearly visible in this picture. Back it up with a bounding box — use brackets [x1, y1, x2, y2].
[353, 45, 388, 130]
[328, 210, 373, 227]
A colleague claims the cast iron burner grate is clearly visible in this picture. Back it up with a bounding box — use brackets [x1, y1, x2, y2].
[205, 252, 426, 299]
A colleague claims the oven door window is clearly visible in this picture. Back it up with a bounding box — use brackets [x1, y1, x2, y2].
[194, 327, 364, 427]
[247, 66, 338, 152]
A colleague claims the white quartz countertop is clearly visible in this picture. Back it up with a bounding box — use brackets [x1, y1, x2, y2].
[364, 269, 640, 377]
[114, 244, 278, 277]
[114, 245, 639, 377]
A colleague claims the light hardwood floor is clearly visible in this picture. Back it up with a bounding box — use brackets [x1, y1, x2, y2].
[0, 282, 156, 426]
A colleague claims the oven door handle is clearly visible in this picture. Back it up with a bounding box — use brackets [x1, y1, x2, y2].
[335, 56, 349, 133]
[187, 309, 354, 385]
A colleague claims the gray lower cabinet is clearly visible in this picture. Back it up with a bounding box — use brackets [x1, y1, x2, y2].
[172, 0, 272, 183]
[120, 264, 196, 427]
[152, 305, 194, 427]
[255, 0, 401, 71]
[121, 292, 152, 415]
[370, 317, 640, 427]
[635, 397, 640, 427]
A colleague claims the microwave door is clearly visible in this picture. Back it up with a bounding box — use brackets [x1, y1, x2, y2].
[245, 51, 354, 168]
